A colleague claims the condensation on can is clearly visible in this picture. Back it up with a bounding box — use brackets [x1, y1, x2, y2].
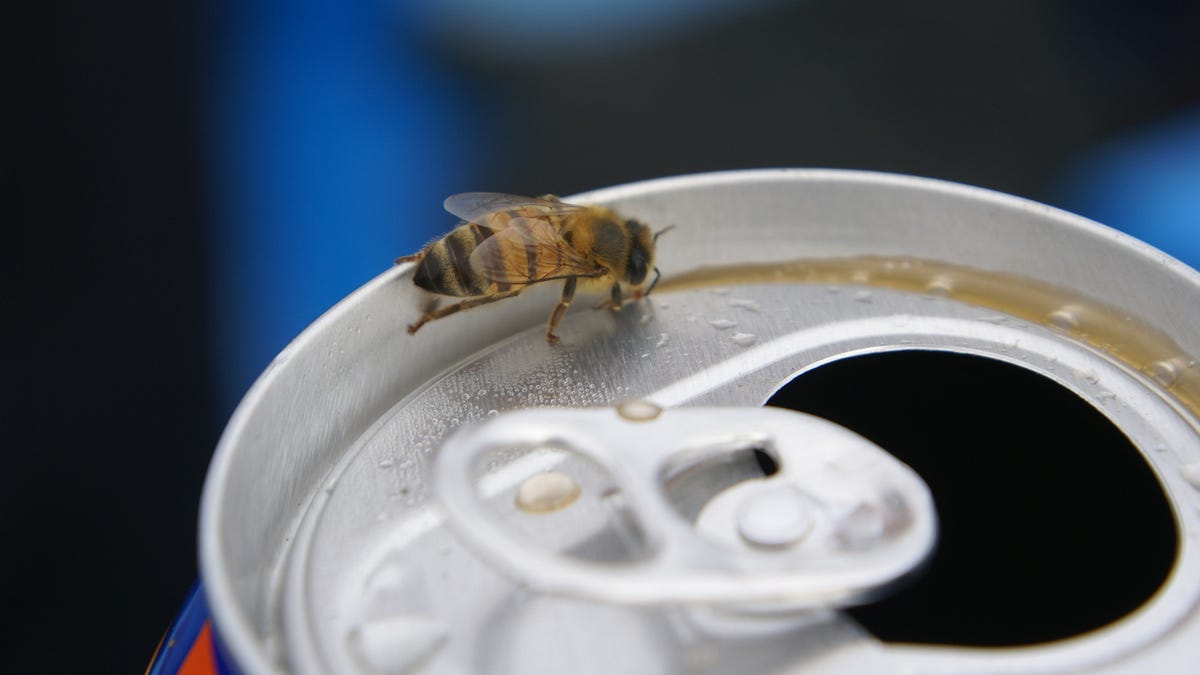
[199, 170, 1200, 675]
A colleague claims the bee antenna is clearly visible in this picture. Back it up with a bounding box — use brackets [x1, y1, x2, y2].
[653, 224, 676, 244]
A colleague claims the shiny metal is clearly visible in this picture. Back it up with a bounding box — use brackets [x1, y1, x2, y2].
[434, 406, 936, 607]
[200, 169, 1200, 674]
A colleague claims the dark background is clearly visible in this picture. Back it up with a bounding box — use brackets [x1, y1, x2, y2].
[16, 1, 1200, 672]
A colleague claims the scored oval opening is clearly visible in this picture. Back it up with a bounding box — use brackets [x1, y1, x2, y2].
[765, 350, 1177, 647]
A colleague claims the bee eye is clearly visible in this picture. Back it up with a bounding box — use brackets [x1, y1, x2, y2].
[627, 245, 648, 285]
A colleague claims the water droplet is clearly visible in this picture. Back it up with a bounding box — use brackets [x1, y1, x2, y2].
[655, 333, 669, 348]
[1150, 360, 1179, 387]
[1048, 307, 1081, 331]
[379, 458, 395, 469]
[709, 318, 738, 330]
[486, 409, 499, 417]
[515, 471, 582, 513]
[348, 615, 447, 674]
[1181, 462, 1200, 490]
[728, 298, 761, 312]
[616, 399, 662, 422]
[925, 275, 954, 296]
[737, 485, 814, 548]
[853, 290, 873, 303]
[730, 332, 757, 347]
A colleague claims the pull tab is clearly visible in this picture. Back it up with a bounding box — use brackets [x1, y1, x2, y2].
[433, 405, 936, 609]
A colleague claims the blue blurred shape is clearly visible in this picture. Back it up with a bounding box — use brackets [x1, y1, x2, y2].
[209, 0, 483, 412]
[1056, 107, 1200, 271]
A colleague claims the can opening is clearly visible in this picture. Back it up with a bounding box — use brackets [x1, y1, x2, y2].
[766, 350, 1177, 647]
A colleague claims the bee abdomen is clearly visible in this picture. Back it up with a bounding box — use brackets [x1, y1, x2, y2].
[413, 223, 492, 297]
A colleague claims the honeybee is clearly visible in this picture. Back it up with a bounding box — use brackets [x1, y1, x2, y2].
[396, 192, 671, 343]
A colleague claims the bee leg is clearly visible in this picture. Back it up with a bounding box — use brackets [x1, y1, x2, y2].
[407, 291, 520, 335]
[632, 267, 663, 301]
[545, 277, 578, 344]
[394, 253, 422, 265]
[593, 282, 623, 310]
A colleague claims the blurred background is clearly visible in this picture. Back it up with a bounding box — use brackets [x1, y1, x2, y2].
[17, 0, 1200, 671]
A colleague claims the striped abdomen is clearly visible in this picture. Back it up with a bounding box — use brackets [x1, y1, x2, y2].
[412, 221, 495, 297]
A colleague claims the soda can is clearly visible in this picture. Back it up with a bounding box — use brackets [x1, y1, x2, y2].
[198, 169, 1200, 674]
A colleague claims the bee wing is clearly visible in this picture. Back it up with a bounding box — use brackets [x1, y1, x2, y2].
[469, 217, 602, 284]
[444, 192, 587, 224]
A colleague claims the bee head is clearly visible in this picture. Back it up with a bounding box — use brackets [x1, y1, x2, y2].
[624, 219, 654, 285]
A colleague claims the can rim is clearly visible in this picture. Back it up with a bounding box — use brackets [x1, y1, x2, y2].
[199, 258, 404, 674]
[198, 167, 1200, 674]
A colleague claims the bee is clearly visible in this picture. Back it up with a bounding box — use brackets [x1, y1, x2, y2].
[396, 192, 671, 343]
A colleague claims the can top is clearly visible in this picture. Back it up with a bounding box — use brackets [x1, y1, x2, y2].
[200, 169, 1200, 675]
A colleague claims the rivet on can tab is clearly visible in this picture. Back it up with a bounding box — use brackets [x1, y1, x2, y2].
[433, 406, 937, 609]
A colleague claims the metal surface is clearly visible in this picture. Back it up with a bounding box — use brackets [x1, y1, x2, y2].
[434, 406, 936, 607]
[200, 169, 1200, 674]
